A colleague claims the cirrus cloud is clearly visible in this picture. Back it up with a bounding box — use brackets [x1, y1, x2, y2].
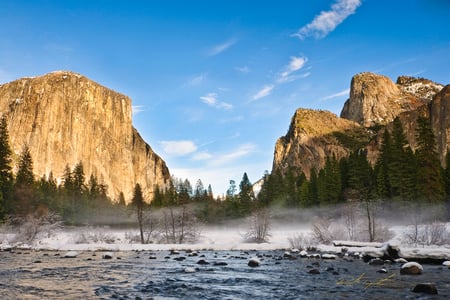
[160, 140, 197, 156]
[251, 84, 274, 101]
[293, 0, 362, 39]
[200, 93, 233, 110]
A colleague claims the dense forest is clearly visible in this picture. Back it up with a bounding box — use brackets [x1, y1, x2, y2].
[259, 117, 450, 208]
[1, 115, 449, 228]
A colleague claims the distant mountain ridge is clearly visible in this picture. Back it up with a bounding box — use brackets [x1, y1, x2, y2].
[0, 71, 170, 202]
[273, 72, 448, 177]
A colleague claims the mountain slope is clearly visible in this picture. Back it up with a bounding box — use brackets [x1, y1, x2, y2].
[0, 71, 170, 202]
[273, 73, 448, 177]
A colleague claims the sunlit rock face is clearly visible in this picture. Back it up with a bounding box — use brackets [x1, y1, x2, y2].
[0, 71, 170, 203]
[273, 73, 449, 177]
[340, 72, 443, 127]
[272, 109, 368, 178]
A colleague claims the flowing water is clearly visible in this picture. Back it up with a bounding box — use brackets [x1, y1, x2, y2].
[0, 249, 449, 299]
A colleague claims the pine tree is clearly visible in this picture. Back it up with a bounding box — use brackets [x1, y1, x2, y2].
[444, 151, 450, 199]
[0, 116, 13, 218]
[317, 156, 341, 205]
[415, 117, 444, 202]
[390, 117, 416, 200]
[131, 183, 145, 244]
[72, 161, 86, 196]
[15, 145, 34, 186]
[14, 145, 37, 216]
[238, 172, 254, 216]
[375, 128, 392, 199]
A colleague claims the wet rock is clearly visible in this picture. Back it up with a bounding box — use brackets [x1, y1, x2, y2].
[174, 256, 186, 261]
[308, 269, 320, 274]
[299, 250, 308, 257]
[412, 283, 438, 294]
[442, 261, 450, 268]
[312, 261, 320, 267]
[102, 252, 113, 259]
[213, 262, 228, 266]
[184, 267, 196, 273]
[149, 256, 157, 260]
[395, 258, 408, 264]
[248, 257, 260, 267]
[33, 260, 42, 264]
[64, 251, 78, 258]
[377, 268, 388, 274]
[400, 262, 423, 275]
[321, 254, 337, 260]
[197, 259, 209, 265]
[368, 258, 384, 266]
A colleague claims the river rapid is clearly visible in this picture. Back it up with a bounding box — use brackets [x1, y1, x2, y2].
[0, 249, 449, 299]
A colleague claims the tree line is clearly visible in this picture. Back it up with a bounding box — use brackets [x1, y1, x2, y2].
[0, 116, 121, 225]
[2, 114, 449, 229]
[258, 116, 450, 212]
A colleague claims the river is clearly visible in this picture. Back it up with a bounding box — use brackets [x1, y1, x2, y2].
[0, 249, 448, 299]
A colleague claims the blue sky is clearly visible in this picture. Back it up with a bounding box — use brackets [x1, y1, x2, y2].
[0, 0, 449, 195]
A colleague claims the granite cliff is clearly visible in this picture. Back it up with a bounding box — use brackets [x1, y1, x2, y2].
[0, 71, 170, 203]
[273, 72, 448, 177]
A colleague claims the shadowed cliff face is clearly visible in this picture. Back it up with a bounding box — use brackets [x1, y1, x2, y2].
[340, 72, 444, 127]
[0, 71, 170, 203]
[273, 73, 449, 177]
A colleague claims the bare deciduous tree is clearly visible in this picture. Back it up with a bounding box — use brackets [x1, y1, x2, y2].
[159, 205, 200, 244]
[243, 207, 271, 243]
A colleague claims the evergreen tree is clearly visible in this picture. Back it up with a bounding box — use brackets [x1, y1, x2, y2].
[444, 151, 450, 198]
[13, 145, 37, 216]
[375, 129, 392, 199]
[317, 156, 341, 205]
[72, 161, 86, 196]
[15, 145, 34, 186]
[131, 183, 145, 244]
[194, 179, 205, 202]
[238, 172, 254, 216]
[283, 167, 299, 207]
[308, 168, 319, 206]
[0, 116, 13, 218]
[390, 117, 416, 200]
[415, 117, 444, 202]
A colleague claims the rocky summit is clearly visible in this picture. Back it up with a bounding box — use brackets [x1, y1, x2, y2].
[273, 72, 449, 177]
[0, 71, 170, 203]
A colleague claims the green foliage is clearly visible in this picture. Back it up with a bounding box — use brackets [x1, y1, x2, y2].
[13, 145, 38, 216]
[0, 116, 13, 219]
[415, 117, 444, 202]
[332, 128, 371, 151]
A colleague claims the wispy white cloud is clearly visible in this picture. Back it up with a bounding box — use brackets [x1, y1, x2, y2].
[170, 143, 261, 194]
[220, 116, 244, 123]
[160, 140, 197, 156]
[320, 88, 350, 101]
[132, 105, 146, 115]
[293, 0, 362, 39]
[278, 56, 308, 83]
[208, 143, 256, 167]
[235, 66, 250, 73]
[208, 38, 237, 56]
[192, 151, 213, 161]
[252, 84, 274, 101]
[186, 73, 207, 86]
[200, 93, 233, 110]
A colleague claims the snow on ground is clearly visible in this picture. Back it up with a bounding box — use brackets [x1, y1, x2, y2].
[1, 223, 450, 262]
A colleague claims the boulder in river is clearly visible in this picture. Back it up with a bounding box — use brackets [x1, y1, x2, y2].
[412, 283, 438, 294]
[102, 252, 113, 259]
[248, 257, 260, 267]
[400, 262, 423, 275]
[64, 251, 78, 258]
